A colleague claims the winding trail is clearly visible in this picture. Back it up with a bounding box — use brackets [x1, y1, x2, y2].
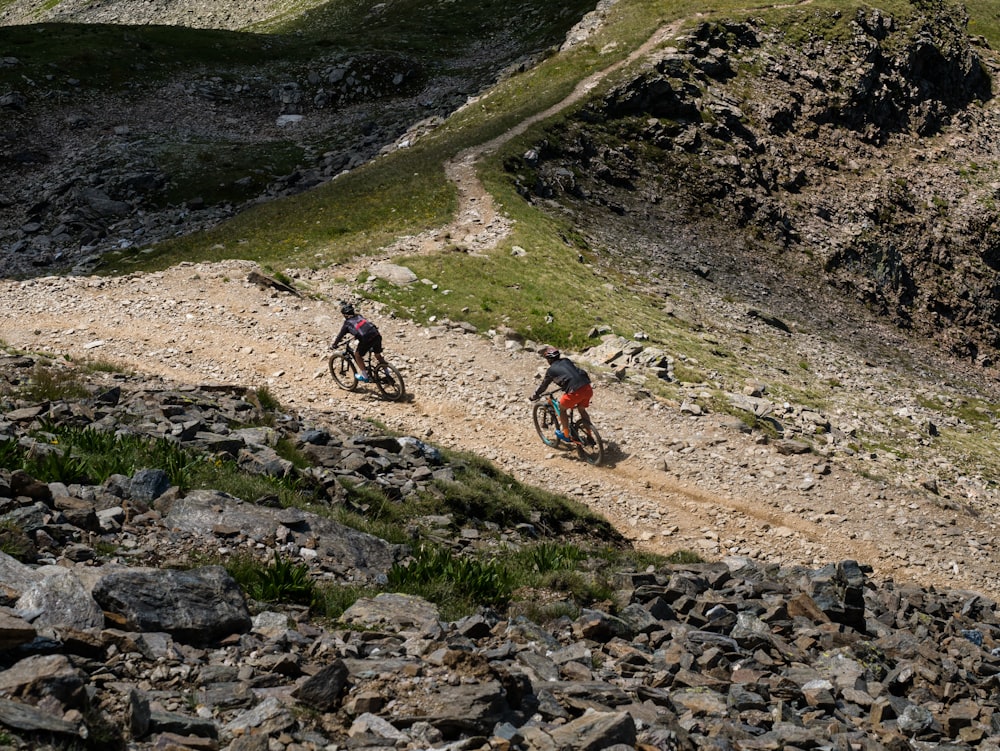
[4, 12, 999, 599]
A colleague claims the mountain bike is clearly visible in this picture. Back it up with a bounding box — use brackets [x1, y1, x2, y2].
[532, 389, 604, 466]
[328, 343, 405, 401]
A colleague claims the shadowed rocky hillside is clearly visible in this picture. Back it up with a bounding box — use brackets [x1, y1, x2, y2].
[510, 4, 1000, 365]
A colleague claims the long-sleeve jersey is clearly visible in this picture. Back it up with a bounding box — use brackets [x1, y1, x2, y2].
[333, 314, 378, 346]
[532, 358, 590, 399]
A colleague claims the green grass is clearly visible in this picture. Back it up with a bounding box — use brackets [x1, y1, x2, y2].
[966, 0, 1000, 45]
[101, 146, 458, 272]
[0, 425, 204, 488]
[330, 450, 624, 545]
[227, 551, 316, 605]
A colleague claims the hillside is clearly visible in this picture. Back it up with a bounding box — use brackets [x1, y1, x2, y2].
[6, 1, 1000, 749]
[3, 0, 1000, 608]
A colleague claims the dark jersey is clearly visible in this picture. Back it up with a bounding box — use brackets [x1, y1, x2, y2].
[533, 358, 590, 399]
[333, 314, 378, 346]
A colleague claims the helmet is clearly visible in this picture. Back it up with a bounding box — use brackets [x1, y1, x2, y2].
[340, 303, 355, 317]
[541, 346, 561, 362]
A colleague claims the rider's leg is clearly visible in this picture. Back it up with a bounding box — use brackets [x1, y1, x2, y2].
[557, 394, 573, 440]
[577, 405, 591, 426]
[353, 350, 368, 378]
[356, 335, 378, 379]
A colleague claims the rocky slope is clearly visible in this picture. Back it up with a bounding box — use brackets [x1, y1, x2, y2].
[0, 0, 589, 278]
[4, 353, 1000, 751]
[3, 2, 1000, 747]
[515, 4, 1000, 364]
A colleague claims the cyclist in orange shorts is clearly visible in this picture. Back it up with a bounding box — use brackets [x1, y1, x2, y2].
[529, 346, 593, 443]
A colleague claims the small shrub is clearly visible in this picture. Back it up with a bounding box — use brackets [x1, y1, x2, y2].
[388, 544, 516, 613]
[20, 364, 89, 401]
[230, 552, 316, 605]
[255, 386, 282, 412]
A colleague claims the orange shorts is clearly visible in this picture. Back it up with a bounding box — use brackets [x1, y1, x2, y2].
[559, 383, 592, 411]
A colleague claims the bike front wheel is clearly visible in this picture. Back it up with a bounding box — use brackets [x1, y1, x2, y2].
[329, 353, 359, 391]
[532, 402, 564, 448]
[572, 418, 604, 466]
[372, 362, 405, 401]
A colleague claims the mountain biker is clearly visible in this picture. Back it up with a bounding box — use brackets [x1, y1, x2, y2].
[529, 345, 593, 444]
[332, 303, 384, 382]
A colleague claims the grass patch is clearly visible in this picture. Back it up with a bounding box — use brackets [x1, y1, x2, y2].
[966, 0, 1000, 46]
[12, 362, 89, 402]
[152, 139, 306, 209]
[228, 551, 316, 605]
[0, 425, 204, 488]
[100, 146, 458, 272]
[190, 455, 309, 506]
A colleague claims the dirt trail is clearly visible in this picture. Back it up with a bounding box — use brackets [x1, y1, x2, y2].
[3, 16, 999, 599]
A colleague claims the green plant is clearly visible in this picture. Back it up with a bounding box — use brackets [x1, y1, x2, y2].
[19, 363, 89, 401]
[232, 552, 316, 605]
[0, 438, 26, 472]
[21, 426, 204, 489]
[23, 446, 92, 485]
[0, 521, 34, 561]
[80, 358, 129, 374]
[94, 541, 120, 557]
[388, 544, 517, 615]
[312, 582, 378, 621]
[518, 541, 587, 572]
[254, 386, 282, 412]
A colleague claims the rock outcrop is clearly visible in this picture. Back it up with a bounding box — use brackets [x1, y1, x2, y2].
[513, 4, 1000, 365]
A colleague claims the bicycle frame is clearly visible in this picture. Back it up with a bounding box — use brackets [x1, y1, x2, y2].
[532, 388, 604, 465]
[545, 391, 575, 428]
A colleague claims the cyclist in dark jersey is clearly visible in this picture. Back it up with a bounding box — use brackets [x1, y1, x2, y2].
[332, 303, 384, 382]
[530, 346, 593, 443]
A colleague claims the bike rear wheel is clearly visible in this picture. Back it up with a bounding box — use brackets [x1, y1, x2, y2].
[572, 418, 604, 466]
[328, 353, 359, 391]
[532, 402, 565, 448]
[372, 362, 405, 401]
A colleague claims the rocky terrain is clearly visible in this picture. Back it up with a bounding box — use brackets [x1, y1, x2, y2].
[4, 0, 1000, 749]
[4, 352, 1000, 751]
[515, 5, 1000, 365]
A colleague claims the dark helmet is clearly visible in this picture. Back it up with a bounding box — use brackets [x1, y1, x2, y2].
[541, 346, 561, 362]
[340, 303, 355, 317]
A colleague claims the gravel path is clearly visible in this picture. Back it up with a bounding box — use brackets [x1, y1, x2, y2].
[3, 259, 999, 600]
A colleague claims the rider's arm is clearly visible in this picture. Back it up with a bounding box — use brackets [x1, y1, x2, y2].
[332, 320, 350, 347]
[530, 368, 554, 401]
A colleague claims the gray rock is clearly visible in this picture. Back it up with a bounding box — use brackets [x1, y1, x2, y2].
[15, 565, 104, 631]
[91, 565, 251, 643]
